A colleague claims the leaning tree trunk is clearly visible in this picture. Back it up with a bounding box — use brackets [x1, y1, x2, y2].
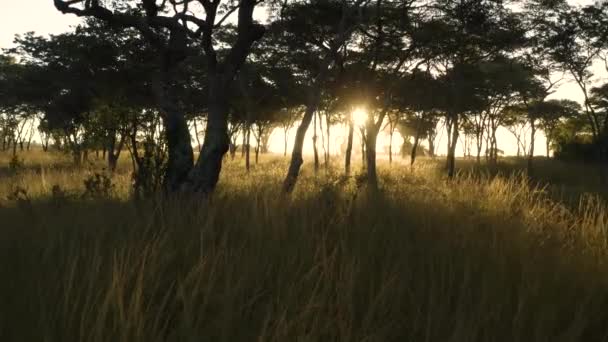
[546, 138, 550, 158]
[410, 131, 421, 168]
[283, 87, 323, 193]
[345, 120, 354, 175]
[283, 104, 316, 193]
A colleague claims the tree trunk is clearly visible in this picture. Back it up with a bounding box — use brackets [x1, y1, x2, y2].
[193, 118, 202, 153]
[326, 113, 331, 168]
[345, 120, 354, 175]
[313, 111, 319, 173]
[283, 102, 319, 193]
[365, 127, 379, 190]
[361, 133, 366, 166]
[388, 130, 394, 164]
[255, 127, 260, 164]
[546, 138, 550, 158]
[410, 131, 420, 168]
[246, 125, 251, 172]
[187, 78, 231, 193]
[284, 128, 289, 157]
[447, 114, 459, 178]
[241, 127, 247, 158]
[153, 67, 194, 192]
[527, 118, 536, 177]
[429, 134, 435, 158]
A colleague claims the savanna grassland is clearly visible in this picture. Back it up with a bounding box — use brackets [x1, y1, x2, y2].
[1, 150, 608, 341]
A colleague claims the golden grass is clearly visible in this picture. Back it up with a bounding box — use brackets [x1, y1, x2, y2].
[1, 149, 608, 341]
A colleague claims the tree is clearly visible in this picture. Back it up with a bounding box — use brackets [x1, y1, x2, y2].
[538, 99, 581, 157]
[54, 0, 265, 194]
[278, 0, 370, 193]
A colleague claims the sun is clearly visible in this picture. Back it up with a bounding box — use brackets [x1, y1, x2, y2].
[352, 107, 368, 128]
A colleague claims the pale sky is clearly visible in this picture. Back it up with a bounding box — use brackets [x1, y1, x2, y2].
[1, 0, 606, 156]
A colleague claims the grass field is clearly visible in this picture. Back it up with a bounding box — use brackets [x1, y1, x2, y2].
[1, 149, 608, 341]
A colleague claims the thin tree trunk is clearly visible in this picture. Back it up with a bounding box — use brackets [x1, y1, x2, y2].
[313, 111, 319, 173]
[345, 120, 354, 175]
[389, 129, 394, 164]
[193, 118, 202, 152]
[528, 118, 536, 177]
[447, 114, 459, 178]
[284, 128, 288, 157]
[255, 126, 260, 164]
[283, 103, 317, 193]
[365, 128, 379, 189]
[429, 133, 436, 158]
[326, 113, 331, 168]
[242, 127, 247, 158]
[246, 125, 251, 172]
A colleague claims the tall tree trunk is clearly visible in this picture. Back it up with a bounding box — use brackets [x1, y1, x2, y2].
[476, 133, 483, 164]
[428, 133, 436, 158]
[193, 118, 202, 153]
[345, 120, 354, 175]
[365, 127, 379, 189]
[242, 127, 247, 158]
[108, 133, 126, 172]
[154, 68, 194, 192]
[326, 113, 331, 168]
[527, 118, 536, 177]
[246, 125, 251, 172]
[361, 138, 366, 165]
[410, 131, 420, 168]
[388, 129, 394, 164]
[255, 127, 260, 164]
[284, 128, 289, 157]
[313, 111, 319, 173]
[187, 78, 231, 193]
[447, 114, 459, 178]
[491, 129, 498, 164]
[283, 98, 320, 193]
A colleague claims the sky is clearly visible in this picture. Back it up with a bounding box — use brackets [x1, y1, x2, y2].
[1, 1, 606, 157]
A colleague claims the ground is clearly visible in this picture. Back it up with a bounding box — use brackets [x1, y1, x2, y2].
[0, 149, 607, 341]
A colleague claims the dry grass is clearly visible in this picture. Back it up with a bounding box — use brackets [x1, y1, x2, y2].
[1, 149, 608, 341]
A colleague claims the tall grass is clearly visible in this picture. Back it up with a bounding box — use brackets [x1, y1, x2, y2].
[1, 150, 608, 341]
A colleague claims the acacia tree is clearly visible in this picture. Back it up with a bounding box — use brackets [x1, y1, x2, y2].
[54, 0, 265, 194]
[277, 0, 370, 193]
[424, 0, 526, 177]
[538, 1, 607, 140]
[537, 99, 581, 157]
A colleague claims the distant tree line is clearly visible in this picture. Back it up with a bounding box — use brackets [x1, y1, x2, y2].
[0, 0, 607, 195]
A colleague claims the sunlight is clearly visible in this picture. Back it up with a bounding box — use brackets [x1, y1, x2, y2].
[352, 107, 369, 128]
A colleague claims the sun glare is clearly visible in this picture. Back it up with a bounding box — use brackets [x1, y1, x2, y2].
[352, 108, 368, 128]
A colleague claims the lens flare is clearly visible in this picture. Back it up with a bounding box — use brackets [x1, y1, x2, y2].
[352, 108, 368, 128]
